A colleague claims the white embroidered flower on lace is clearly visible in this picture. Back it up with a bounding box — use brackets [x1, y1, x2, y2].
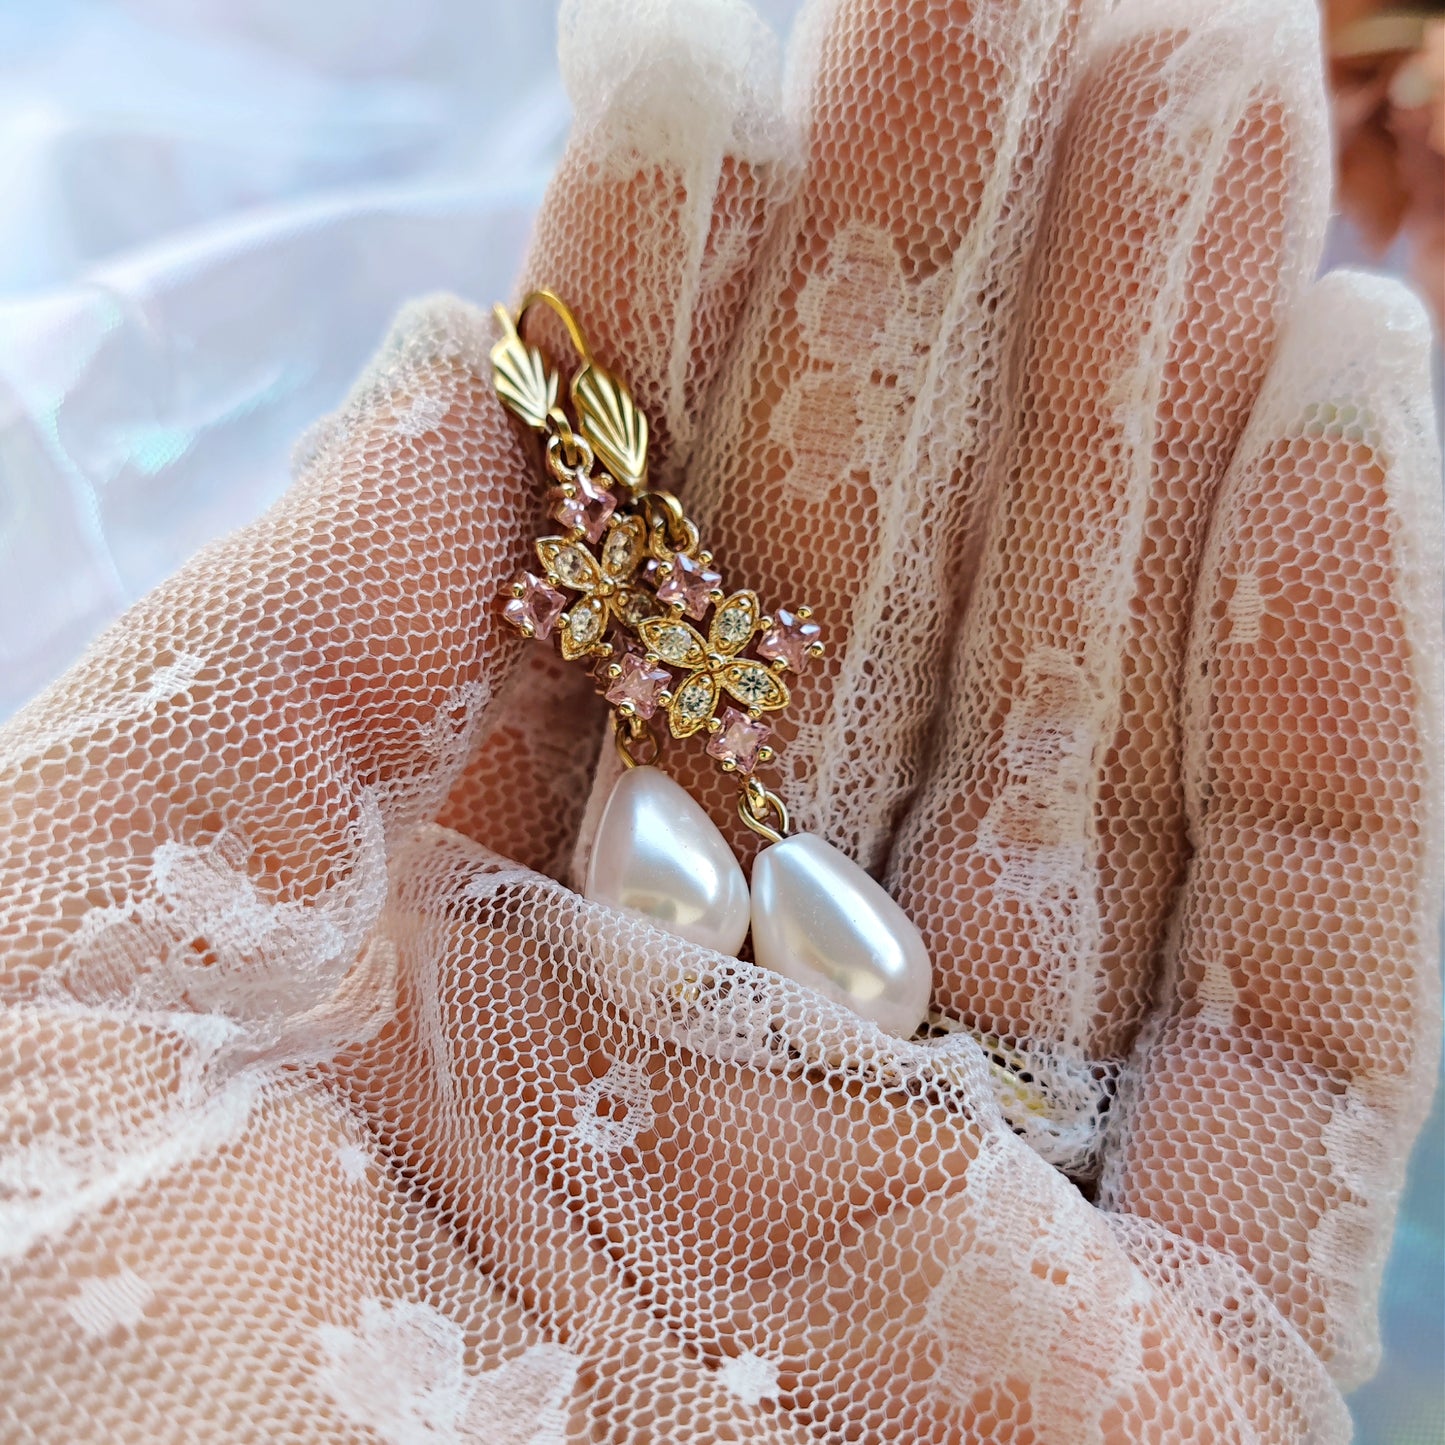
[335, 1140, 373, 1182]
[393, 391, 450, 438]
[56, 791, 387, 1054]
[417, 680, 488, 760]
[568, 1057, 656, 1157]
[921, 1134, 1148, 1436]
[65, 1267, 155, 1339]
[717, 1349, 780, 1406]
[315, 1299, 579, 1445]
[777, 220, 941, 505]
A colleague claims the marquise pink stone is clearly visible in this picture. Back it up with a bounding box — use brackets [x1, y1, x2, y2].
[651, 554, 722, 619]
[552, 477, 616, 543]
[503, 573, 566, 639]
[706, 708, 770, 772]
[757, 608, 821, 671]
[605, 653, 672, 719]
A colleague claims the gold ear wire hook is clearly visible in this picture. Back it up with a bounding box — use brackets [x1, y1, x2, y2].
[516, 290, 650, 496]
[491, 302, 520, 344]
[516, 289, 595, 367]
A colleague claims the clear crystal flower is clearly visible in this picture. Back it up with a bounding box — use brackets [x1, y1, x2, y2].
[532, 515, 660, 660]
[636, 591, 790, 739]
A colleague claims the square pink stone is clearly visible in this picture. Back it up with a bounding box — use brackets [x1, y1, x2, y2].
[756, 608, 821, 671]
[502, 572, 565, 639]
[650, 553, 722, 619]
[706, 708, 771, 773]
[551, 476, 616, 543]
[605, 652, 672, 719]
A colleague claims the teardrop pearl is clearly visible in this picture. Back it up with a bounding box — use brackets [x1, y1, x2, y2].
[585, 766, 751, 956]
[750, 833, 932, 1039]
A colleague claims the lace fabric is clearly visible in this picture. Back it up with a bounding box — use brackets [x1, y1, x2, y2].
[1, 0, 1440, 1439]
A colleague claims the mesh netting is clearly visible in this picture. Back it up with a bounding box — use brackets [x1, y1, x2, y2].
[1, 0, 1440, 1439]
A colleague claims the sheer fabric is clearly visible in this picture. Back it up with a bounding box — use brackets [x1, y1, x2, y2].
[1, 0, 1440, 1439]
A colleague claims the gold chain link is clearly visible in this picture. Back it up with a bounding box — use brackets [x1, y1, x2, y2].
[738, 776, 790, 844]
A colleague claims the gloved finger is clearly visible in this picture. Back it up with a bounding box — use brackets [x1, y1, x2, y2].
[574, 0, 1095, 875]
[0, 296, 535, 1003]
[887, 0, 1327, 1124]
[1097, 273, 1442, 1387]
[441, 0, 793, 876]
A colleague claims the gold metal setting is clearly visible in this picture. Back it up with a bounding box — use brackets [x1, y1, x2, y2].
[491, 294, 823, 837]
[637, 594, 790, 740]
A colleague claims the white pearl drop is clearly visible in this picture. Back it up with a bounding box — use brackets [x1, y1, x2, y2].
[584, 766, 751, 956]
[750, 833, 933, 1039]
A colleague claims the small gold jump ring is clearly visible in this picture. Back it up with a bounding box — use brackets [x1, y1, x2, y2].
[641, 491, 701, 556]
[614, 713, 662, 770]
[545, 424, 594, 480]
[739, 777, 789, 844]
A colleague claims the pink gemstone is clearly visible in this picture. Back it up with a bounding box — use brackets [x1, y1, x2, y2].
[757, 608, 821, 671]
[551, 476, 616, 543]
[605, 653, 672, 719]
[652, 553, 723, 619]
[502, 572, 566, 639]
[706, 708, 771, 773]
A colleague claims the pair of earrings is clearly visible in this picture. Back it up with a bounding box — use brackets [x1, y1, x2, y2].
[493, 293, 932, 1039]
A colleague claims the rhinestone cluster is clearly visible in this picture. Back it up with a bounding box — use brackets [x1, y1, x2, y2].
[490, 295, 821, 788]
[505, 502, 821, 773]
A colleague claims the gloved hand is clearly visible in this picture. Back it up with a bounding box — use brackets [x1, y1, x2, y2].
[1, 0, 1438, 1439]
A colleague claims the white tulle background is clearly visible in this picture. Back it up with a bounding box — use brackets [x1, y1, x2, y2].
[0, 2, 1438, 1439]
